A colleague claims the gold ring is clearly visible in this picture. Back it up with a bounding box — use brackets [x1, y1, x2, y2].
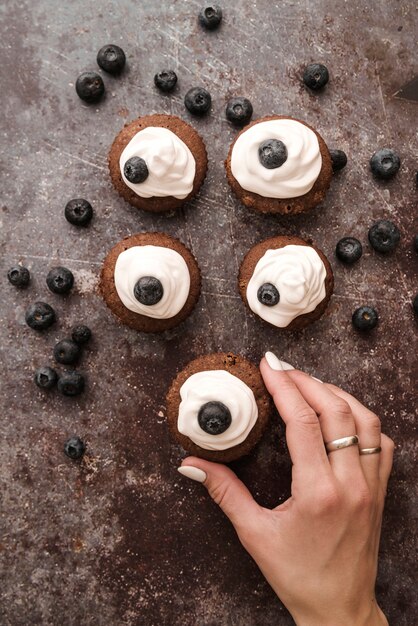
[359, 446, 382, 455]
[325, 435, 359, 452]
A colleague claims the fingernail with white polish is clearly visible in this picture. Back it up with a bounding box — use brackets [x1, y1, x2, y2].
[265, 351, 295, 372]
[178, 466, 207, 483]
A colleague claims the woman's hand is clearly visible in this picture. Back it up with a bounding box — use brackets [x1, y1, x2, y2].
[178, 352, 394, 626]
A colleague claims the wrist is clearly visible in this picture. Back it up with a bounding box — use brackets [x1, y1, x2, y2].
[293, 602, 388, 626]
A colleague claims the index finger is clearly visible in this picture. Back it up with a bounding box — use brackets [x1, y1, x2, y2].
[260, 356, 331, 484]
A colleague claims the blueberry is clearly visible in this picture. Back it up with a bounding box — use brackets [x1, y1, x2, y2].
[97, 44, 126, 74]
[25, 302, 56, 330]
[352, 306, 378, 331]
[303, 63, 329, 90]
[184, 87, 211, 116]
[54, 339, 81, 365]
[198, 5, 222, 30]
[58, 372, 85, 396]
[123, 157, 149, 184]
[225, 97, 253, 126]
[370, 149, 400, 180]
[64, 436, 86, 460]
[413, 294, 418, 315]
[65, 198, 93, 227]
[335, 237, 363, 264]
[414, 234, 418, 253]
[198, 401, 231, 435]
[368, 220, 400, 253]
[71, 325, 92, 345]
[134, 277, 164, 305]
[34, 366, 58, 390]
[75, 71, 105, 103]
[258, 139, 288, 169]
[46, 266, 74, 294]
[7, 265, 30, 288]
[154, 69, 177, 92]
[330, 149, 348, 172]
[257, 283, 280, 306]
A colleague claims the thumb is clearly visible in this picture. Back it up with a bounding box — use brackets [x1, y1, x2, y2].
[178, 457, 261, 530]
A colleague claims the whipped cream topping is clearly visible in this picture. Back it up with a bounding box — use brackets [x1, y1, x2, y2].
[246, 245, 327, 327]
[231, 118, 322, 198]
[178, 370, 258, 450]
[119, 127, 196, 199]
[114, 245, 190, 319]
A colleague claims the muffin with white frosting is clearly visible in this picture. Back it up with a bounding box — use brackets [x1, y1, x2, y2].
[166, 352, 271, 462]
[109, 114, 208, 212]
[100, 232, 201, 332]
[239, 235, 334, 330]
[225, 115, 332, 214]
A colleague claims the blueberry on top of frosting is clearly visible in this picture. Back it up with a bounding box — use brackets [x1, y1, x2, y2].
[257, 282, 280, 306]
[258, 139, 288, 169]
[134, 276, 164, 305]
[198, 401, 232, 435]
[124, 156, 149, 184]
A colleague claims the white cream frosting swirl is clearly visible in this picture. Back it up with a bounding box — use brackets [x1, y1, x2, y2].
[246, 245, 327, 327]
[178, 370, 258, 451]
[119, 127, 196, 199]
[231, 118, 322, 198]
[114, 245, 190, 319]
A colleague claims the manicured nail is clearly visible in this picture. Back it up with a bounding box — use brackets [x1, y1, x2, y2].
[177, 466, 207, 483]
[265, 351, 295, 371]
[312, 376, 323, 384]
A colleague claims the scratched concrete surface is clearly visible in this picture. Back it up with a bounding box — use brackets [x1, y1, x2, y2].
[1, 0, 417, 624]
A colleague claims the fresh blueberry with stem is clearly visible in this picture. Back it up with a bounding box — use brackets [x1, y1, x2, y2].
[46, 267, 74, 295]
[198, 401, 231, 434]
[58, 372, 85, 396]
[368, 220, 400, 253]
[54, 339, 81, 365]
[335, 237, 362, 264]
[303, 63, 329, 90]
[352, 306, 378, 331]
[257, 283, 280, 306]
[7, 265, 30, 288]
[65, 199, 93, 227]
[97, 44, 126, 74]
[225, 97, 253, 126]
[258, 139, 288, 169]
[34, 366, 58, 390]
[370, 149, 400, 180]
[123, 157, 149, 184]
[25, 302, 56, 330]
[198, 5, 222, 30]
[330, 149, 347, 172]
[64, 436, 86, 460]
[154, 69, 177, 92]
[75, 71, 105, 103]
[71, 325, 92, 345]
[184, 87, 211, 115]
[134, 277, 164, 305]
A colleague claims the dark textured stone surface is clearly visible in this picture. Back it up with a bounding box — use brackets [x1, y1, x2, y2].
[1, 1, 417, 625]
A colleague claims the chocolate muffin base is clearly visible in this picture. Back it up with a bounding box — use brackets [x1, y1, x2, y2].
[239, 235, 334, 331]
[109, 114, 208, 213]
[166, 352, 272, 463]
[100, 232, 201, 332]
[225, 115, 333, 215]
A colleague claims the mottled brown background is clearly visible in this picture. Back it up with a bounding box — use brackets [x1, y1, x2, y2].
[1, 0, 417, 624]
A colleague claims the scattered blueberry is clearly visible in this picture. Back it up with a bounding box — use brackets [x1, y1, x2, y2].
[71, 325, 92, 345]
[257, 283, 280, 306]
[335, 237, 363, 264]
[330, 149, 348, 172]
[58, 372, 85, 396]
[34, 366, 58, 390]
[75, 71, 105, 103]
[198, 401, 231, 434]
[184, 87, 211, 115]
[413, 294, 418, 315]
[25, 302, 56, 330]
[258, 139, 288, 169]
[198, 5, 222, 30]
[46, 267, 74, 295]
[65, 198, 93, 227]
[154, 69, 178, 92]
[225, 97, 253, 126]
[64, 436, 86, 460]
[303, 63, 329, 90]
[370, 149, 400, 180]
[352, 306, 378, 331]
[7, 265, 30, 288]
[123, 157, 149, 184]
[368, 220, 400, 253]
[97, 44, 126, 74]
[54, 339, 81, 365]
[414, 234, 418, 253]
[134, 276, 164, 305]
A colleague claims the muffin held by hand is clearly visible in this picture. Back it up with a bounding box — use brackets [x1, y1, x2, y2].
[225, 115, 332, 214]
[100, 232, 201, 332]
[109, 114, 208, 212]
[239, 235, 334, 330]
[166, 352, 271, 462]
